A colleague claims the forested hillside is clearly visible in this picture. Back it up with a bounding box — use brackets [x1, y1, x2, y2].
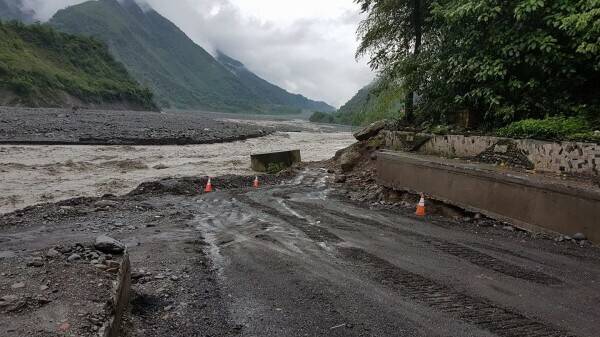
[350, 0, 599, 141]
[50, 0, 334, 114]
[0, 21, 157, 110]
[310, 81, 404, 126]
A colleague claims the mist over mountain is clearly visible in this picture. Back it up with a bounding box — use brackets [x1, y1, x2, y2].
[0, 0, 35, 23]
[216, 52, 333, 113]
[49, 0, 334, 114]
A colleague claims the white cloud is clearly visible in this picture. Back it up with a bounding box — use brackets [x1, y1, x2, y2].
[22, 0, 375, 107]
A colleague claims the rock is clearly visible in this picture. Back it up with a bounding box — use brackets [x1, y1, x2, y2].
[573, 232, 586, 241]
[94, 200, 120, 208]
[493, 145, 509, 154]
[153, 164, 169, 170]
[170, 275, 179, 281]
[27, 258, 44, 267]
[334, 175, 347, 183]
[503, 226, 515, 232]
[46, 249, 60, 258]
[105, 260, 120, 269]
[370, 152, 377, 160]
[94, 235, 126, 254]
[1, 295, 19, 303]
[67, 254, 81, 262]
[11, 282, 25, 289]
[40, 285, 49, 291]
[353, 120, 386, 141]
[338, 145, 362, 173]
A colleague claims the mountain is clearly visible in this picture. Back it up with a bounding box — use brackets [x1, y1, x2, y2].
[50, 0, 334, 114]
[0, 0, 35, 23]
[310, 81, 404, 126]
[216, 52, 334, 112]
[0, 21, 157, 110]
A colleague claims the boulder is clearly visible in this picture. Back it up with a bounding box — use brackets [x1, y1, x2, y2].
[338, 145, 362, 173]
[573, 232, 586, 241]
[67, 254, 81, 262]
[353, 120, 386, 141]
[94, 235, 126, 254]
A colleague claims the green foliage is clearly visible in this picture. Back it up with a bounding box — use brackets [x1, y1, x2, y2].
[0, 20, 157, 109]
[497, 116, 592, 141]
[356, 0, 600, 131]
[309, 111, 335, 123]
[50, 0, 333, 114]
[312, 80, 405, 126]
[266, 162, 287, 174]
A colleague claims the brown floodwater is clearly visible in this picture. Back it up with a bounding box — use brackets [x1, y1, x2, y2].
[0, 130, 354, 214]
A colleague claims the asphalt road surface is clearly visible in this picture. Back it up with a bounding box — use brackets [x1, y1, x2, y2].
[1, 169, 598, 337]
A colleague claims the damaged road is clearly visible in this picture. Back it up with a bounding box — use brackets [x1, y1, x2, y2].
[1, 169, 599, 336]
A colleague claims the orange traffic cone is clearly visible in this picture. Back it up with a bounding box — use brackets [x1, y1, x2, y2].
[253, 176, 260, 188]
[415, 193, 426, 216]
[204, 177, 213, 193]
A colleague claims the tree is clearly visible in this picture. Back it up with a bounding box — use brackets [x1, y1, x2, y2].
[427, 0, 600, 126]
[355, 0, 431, 122]
[356, 0, 600, 129]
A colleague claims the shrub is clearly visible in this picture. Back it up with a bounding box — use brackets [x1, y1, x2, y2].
[497, 117, 591, 141]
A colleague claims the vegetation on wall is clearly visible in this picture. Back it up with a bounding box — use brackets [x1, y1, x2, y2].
[0, 21, 157, 109]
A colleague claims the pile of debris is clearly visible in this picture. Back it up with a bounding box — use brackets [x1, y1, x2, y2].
[0, 235, 128, 337]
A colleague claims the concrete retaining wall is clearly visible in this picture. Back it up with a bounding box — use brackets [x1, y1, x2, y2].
[101, 252, 131, 337]
[377, 151, 600, 243]
[381, 131, 600, 177]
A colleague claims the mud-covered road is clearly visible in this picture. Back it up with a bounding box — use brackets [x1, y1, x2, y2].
[1, 169, 598, 337]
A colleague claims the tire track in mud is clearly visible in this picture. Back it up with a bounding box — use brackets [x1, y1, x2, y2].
[235, 194, 342, 243]
[235, 193, 574, 336]
[338, 246, 576, 337]
[287, 201, 561, 286]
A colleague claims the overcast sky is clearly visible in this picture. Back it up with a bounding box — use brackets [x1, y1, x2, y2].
[23, 0, 374, 107]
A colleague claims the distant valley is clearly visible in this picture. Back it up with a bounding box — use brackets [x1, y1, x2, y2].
[0, 0, 334, 114]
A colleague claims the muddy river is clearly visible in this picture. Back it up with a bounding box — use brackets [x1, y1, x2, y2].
[0, 130, 354, 214]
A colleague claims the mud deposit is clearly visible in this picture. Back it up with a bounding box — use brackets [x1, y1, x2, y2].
[1, 169, 599, 337]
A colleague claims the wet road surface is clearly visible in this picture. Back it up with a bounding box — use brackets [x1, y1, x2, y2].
[1, 169, 599, 336]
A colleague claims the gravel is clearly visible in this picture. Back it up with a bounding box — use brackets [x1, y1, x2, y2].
[0, 107, 272, 145]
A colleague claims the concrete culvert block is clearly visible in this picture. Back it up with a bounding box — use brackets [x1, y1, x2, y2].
[251, 150, 301, 173]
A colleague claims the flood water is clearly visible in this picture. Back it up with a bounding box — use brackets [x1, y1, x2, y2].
[0, 130, 354, 213]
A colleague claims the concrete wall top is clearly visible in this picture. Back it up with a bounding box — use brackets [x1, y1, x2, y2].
[381, 131, 600, 177]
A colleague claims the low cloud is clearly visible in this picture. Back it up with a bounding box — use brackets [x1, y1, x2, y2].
[21, 0, 374, 107]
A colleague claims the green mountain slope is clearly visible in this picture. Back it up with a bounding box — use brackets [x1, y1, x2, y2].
[0, 0, 34, 23]
[216, 52, 334, 112]
[0, 21, 157, 110]
[310, 81, 404, 126]
[50, 0, 333, 114]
